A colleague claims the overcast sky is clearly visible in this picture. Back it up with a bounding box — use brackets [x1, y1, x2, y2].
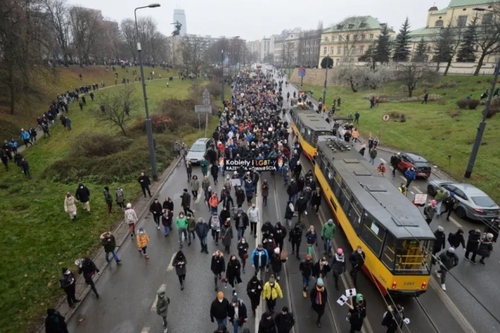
[67, 0, 451, 40]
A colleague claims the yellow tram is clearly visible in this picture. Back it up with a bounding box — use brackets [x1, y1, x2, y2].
[314, 140, 435, 296]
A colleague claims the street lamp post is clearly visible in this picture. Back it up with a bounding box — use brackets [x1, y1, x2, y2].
[464, 8, 500, 178]
[134, 3, 160, 181]
[322, 55, 330, 106]
[221, 49, 225, 104]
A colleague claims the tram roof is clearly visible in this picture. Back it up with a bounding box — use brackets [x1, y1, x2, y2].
[292, 110, 332, 132]
[317, 141, 435, 240]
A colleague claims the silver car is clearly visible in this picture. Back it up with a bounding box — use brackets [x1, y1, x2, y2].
[185, 138, 211, 164]
[426, 179, 500, 221]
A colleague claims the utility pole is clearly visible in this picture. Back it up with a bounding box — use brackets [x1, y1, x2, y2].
[221, 49, 225, 104]
[322, 55, 330, 106]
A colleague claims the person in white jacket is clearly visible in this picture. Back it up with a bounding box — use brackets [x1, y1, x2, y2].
[64, 192, 77, 220]
[124, 203, 138, 239]
[247, 204, 260, 238]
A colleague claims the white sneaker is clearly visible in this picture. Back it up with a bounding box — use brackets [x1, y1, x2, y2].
[441, 284, 446, 291]
[435, 271, 441, 278]
[157, 226, 160, 230]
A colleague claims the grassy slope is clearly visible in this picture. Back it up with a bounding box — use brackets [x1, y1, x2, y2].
[301, 75, 500, 201]
[0, 66, 213, 333]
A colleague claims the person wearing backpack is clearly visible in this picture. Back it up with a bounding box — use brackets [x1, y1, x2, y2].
[447, 228, 465, 249]
[124, 203, 138, 239]
[381, 305, 405, 333]
[274, 306, 295, 333]
[156, 285, 170, 331]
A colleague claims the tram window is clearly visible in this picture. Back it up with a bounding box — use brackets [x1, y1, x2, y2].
[382, 233, 397, 270]
[341, 182, 352, 200]
[311, 133, 318, 147]
[347, 203, 360, 226]
[393, 239, 432, 275]
[351, 197, 362, 215]
[334, 172, 342, 185]
[359, 213, 386, 256]
[334, 178, 342, 198]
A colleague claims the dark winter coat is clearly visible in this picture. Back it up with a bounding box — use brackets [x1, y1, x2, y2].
[235, 188, 246, 206]
[299, 259, 313, 277]
[349, 301, 367, 331]
[138, 175, 151, 187]
[305, 231, 317, 245]
[100, 234, 116, 253]
[181, 192, 191, 207]
[273, 224, 287, 242]
[195, 220, 210, 239]
[289, 225, 302, 244]
[261, 221, 274, 238]
[331, 253, 346, 275]
[247, 276, 263, 300]
[258, 312, 277, 333]
[274, 312, 295, 333]
[284, 202, 294, 220]
[295, 197, 308, 213]
[221, 225, 233, 247]
[75, 184, 90, 203]
[78, 258, 99, 283]
[234, 212, 249, 229]
[448, 231, 465, 249]
[227, 300, 248, 326]
[312, 261, 331, 279]
[150, 201, 162, 215]
[270, 253, 286, 273]
[438, 251, 459, 270]
[311, 191, 322, 206]
[210, 298, 230, 321]
[466, 230, 481, 252]
[211, 255, 226, 274]
[162, 200, 174, 211]
[226, 258, 242, 285]
[433, 230, 446, 254]
[172, 252, 187, 276]
[237, 240, 249, 260]
[477, 238, 494, 257]
[45, 309, 69, 333]
[349, 251, 365, 270]
[310, 285, 328, 316]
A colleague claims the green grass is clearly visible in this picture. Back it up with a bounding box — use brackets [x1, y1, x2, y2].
[0, 67, 218, 332]
[300, 75, 500, 202]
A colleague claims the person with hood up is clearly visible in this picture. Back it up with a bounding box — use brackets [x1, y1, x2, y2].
[435, 247, 459, 291]
[64, 192, 77, 220]
[273, 222, 287, 254]
[212, 250, 226, 291]
[45, 308, 69, 333]
[136, 227, 150, 260]
[210, 212, 222, 245]
[331, 248, 346, 290]
[150, 198, 163, 230]
[284, 200, 294, 228]
[311, 188, 322, 214]
[228, 294, 248, 333]
[59, 268, 80, 308]
[270, 247, 287, 281]
[246, 274, 263, 315]
[237, 237, 249, 273]
[465, 229, 482, 263]
[347, 294, 367, 333]
[173, 250, 187, 290]
[124, 203, 138, 239]
[274, 306, 295, 333]
[310, 277, 328, 328]
[251, 243, 269, 278]
[424, 200, 437, 225]
[221, 218, 233, 254]
[156, 284, 170, 330]
[349, 246, 365, 288]
[288, 222, 302, 259]
[226, 254, 242, 290]
[448, 228, 465, 249]
[75, 182, 91, 214]
[100, 231, 121, 264]
[103, 186, 113, 214]
[321, 219, 336, 257]
[262, 274, 283, 313]
[432, 226, 446, 264]
[381, 305, 405, 333]
[471, 232, 494, 265]
[210, 291, 230, 328]
[115, 186, 126, 210]
[261, 179, 270, 206]
[258, 311, 277, 333]
[195, 217, 210, 253]
[78, 257, 100, 298]
[434, 187, 448, 217]
[234, 208, 249, 241]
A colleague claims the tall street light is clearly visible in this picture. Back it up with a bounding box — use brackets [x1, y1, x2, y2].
[464, 7, 500, 178]
[221, 49, 225, 104]
[134, 3, 160, 180]
[322, 54, 331, 106]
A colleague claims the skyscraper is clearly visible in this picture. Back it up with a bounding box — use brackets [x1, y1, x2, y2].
[173, 9, 187, 37]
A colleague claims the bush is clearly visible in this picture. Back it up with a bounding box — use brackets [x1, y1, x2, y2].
[486, 98, 499, 119]
[157, 98, 207, 131]
[467, 99, 480, 110]
[206, 80, 223, 99]
[456, 99, 468, 109]
[68, 133, 133, 158]
[400, 114, 407, 122]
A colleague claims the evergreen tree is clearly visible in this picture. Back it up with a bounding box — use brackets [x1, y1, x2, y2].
[375, 25, 391, 63]
[456, 19, 477, 62]
[392, 17, 412, 62]
[412, 38, 428, 62]
[432, 27, 454, 64]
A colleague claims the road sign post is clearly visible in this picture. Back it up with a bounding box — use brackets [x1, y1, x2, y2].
[194, 89, 212, 137]
[298, 67, 306, 86]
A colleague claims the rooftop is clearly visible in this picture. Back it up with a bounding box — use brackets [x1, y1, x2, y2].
[448, 0, 497, 7]
[323, 16, 388, 33]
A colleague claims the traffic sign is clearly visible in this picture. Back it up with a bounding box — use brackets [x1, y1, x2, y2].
[195, 105, 212, 113]
[298, 68, 306, 77]
[382, 114, 390, 122]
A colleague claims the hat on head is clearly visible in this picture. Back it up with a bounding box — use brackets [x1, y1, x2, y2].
[62, 267, 68, 274]
[317, 278, 324, 287]
[437, 226, 444, 232]
[126, 203, 132, 209]
[282, 306, 289, 313]
[231, 295, 238, 303]
[337, 248, 343, 255]
[269, 276, 276, 283]
[274, 247, 280, 254]
[431, 200, 437, 206]
[448, 247, 455, 253]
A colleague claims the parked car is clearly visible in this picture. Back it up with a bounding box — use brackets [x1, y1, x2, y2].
[185, 138, 212, 164]
[427, 179, 500, 221]
[396, 152, 431, 178]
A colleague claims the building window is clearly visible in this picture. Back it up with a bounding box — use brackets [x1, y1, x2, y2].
[361, 34, 366, 40]
[352, 46, 357, 54]
[482, 13, 493, 25]
[435, 20, 443, 27]
[346, 34, 350, 41]
[458, 15, 468, 27]
[323, 47, 327, 55]
[337, 46, 341, 54]
[370, 34, 374, 39]
[348, 24, 355, 29]
[330, 47, 334, 54]
[332, 35, 336, 41]
[344, 47, 348, 55]
[360, 23, 367, 28]
[324, 37, 329, 42]
[360, 46, 364, 54]
[336, 59, 340, 65]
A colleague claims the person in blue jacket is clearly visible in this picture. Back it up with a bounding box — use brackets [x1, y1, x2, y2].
[250, 244, 269, 277]
[404, 167, 416, 188]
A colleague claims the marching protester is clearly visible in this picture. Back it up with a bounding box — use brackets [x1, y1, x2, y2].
[310, 278, 328, 328]
[274, 306, 295, 333]
[100, 231, 121, 264]
[124, 203, 138, 239]
[64, 192, 77, 220]
[173, 250, 187, 290]
[59, 268, 80, 308]
[136, 227, 150, 260]
[78, 257, 100, 298]
[262, 274, 283, 313]
[156, 285, 170, 330]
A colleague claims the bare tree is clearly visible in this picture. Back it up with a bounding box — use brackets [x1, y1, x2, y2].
[120, 18, 136, 61]
[180, 35, 207, 76]
[42, 0, 72, 65]
[473, 8, 500, 75]
[397, 63, 438, 97]
[69, 6, 102, 65]
[91, 85, 137, 136]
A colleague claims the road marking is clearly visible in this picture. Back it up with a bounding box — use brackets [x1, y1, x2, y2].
[166, 252, 177, 272]
[255, 179, 264, 333]
[150, 284, 166, 312]
[410, 191, 415, 195]
[379, 158, 387, 164]
[400, 176, 407, 181]
[449, 217, 462, 228]
[141, 328, 150, 333]
[412, 186, 422, 194]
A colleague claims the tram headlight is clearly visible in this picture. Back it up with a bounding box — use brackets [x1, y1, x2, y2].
[392, 281, 397, 289]
[421, 281, 427, 289]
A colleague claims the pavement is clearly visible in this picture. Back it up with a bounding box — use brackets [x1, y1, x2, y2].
[47, 68, 500, 333]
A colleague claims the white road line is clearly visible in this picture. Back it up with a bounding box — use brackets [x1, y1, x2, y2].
[166, 252, 177, 272]
[150, 284, 166, 312]
[410, 191, 415, 195]
[400, 176, 407, 181]
[412, 186, 422, 194]
[255, 179, 264, 333]
[449, 217, 462, 228]
[379, 158, 387, 164]
[141, 328, 150, 333]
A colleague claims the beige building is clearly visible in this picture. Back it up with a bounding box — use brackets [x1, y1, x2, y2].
[318, 16, 395, 67]
[409, 0, 499, 62]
